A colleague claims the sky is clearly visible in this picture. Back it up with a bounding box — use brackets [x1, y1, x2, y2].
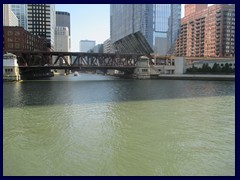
[56, 4, 110, 52]
[55, 4, 213, 52]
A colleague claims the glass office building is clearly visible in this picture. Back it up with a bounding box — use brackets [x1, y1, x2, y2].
[11, 4, 28, 30]
[169, 4, 181, 53]
[110, 4, 153, 49]
[110, 4, 181, 55]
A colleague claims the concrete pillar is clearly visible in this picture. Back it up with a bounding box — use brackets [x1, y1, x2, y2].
[174, 57, 186, 74]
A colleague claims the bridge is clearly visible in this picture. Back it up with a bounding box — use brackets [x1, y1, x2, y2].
[8, 50, 234, 79]
[11, 51, 146, 74]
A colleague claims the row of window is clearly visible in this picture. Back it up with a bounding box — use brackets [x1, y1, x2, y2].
[5, 69, 13, 73]
[7, 31, 20, 36]
[8, 43, 20, 48]
[8, 37, 20, 42]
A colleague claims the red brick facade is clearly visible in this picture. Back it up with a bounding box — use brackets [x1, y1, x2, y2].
[176, 4, 235, 57]
[3, 26, 49, 53]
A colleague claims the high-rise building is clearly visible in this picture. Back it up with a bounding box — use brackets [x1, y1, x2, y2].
[168, 4, 181, 54]
[110, 4, 153, 50]
[54, 26, 70, 64]
[56, 11, 71, 51]
[56, 11, 70, 35]
[79, 40, 96, 52]
[153, 4, 170, 54]
[110, 4, 181, 55]
[10, 4, 28, 30]
[185, 4, 208, 17]
[55, 26, 70, 52]
[27, 4, 55, 50]
[176, 4, 235, 57]
[3, 4, 19, 27]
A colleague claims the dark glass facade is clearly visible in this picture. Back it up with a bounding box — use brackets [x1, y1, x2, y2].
[27, 4, 55, 49]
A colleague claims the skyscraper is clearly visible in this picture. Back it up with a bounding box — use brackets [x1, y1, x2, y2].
[55, 26, 70, 52]
[153, 4, 171, 54]
[110, 4, 153, 49]
[110, 4, 181, 55]
[56, 11, 71, 51]
[168, 4, 181, 54]
[56, 11, 70, 35]
[11, 4, 28, 30]
[27, 4, 55, 50]
[54, 26, 70, 64]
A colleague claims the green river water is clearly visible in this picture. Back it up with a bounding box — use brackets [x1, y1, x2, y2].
[3, 74, 235, 176]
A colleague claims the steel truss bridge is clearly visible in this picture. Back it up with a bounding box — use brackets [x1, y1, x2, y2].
[11, 51, 146, 74]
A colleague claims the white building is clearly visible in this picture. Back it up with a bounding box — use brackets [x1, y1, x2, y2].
[79, 40, 96, 52]
[3, 4, 19, 26]
[54, 26, 70, 65]
[3, 53, 20, 81]
[103, 38, 114, 53]
[56, 11, 71, 51]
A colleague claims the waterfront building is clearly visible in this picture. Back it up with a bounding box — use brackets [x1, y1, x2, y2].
[27, 4, 56, 50]
[3, 4, 19, 26]
[10, 4, 28, 30]
[3, 53, 21, 81]
[79, 40, 96, 52]
[3, 26, 48, 53]
[110, 4, 181, 55]
[56, 11, 71, 51]
[56, 11, 70, 35]
[54, 26, 70, 64]
[175, 4, 235, 57]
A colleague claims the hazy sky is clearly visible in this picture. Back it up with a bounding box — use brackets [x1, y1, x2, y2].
[55, 4, 212, 52]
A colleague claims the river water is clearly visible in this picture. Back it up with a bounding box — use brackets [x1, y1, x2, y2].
[3, 74, 235, 176]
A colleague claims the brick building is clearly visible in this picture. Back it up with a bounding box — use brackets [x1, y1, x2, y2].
[3, 26, 49, 53]
[176, 4, 235, 57]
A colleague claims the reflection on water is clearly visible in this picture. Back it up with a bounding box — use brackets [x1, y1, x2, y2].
[3, 74, 235, 175]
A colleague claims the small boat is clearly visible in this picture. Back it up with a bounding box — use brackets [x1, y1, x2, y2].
[74, 71, 79, 76]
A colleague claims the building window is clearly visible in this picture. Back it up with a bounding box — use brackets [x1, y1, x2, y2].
[5, 69, 13, 73]
[8, 31, 13, 36]
[8, 43, 13, 48]
[15, 31, 20, 36]
[15, 43, 20, 49]
[8, 37, 13, 42]
[15, 38, 20, 42]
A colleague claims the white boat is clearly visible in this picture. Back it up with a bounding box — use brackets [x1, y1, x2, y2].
[74, 71, 79, 76]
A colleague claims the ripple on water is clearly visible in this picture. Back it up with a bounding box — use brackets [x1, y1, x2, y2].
[3, 78, 235, 175]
